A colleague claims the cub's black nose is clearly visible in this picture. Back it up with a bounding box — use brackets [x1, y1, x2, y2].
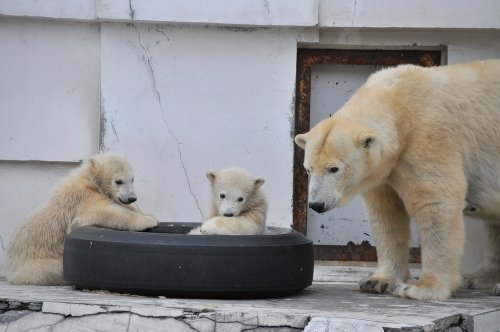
[128, 197, 137, 204]
[223, 213, 234, 217]
[309, 202, 326, 213]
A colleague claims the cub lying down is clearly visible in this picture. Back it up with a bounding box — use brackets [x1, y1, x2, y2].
[190, 168, 267, 235]
[6, 154, 158, 285]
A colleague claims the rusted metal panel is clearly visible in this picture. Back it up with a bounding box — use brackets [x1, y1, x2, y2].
[314, 243, 422, 263]
[293, 48, 442, 261]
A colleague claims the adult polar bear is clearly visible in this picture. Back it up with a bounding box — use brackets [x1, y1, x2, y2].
[295, 60, 500, 301]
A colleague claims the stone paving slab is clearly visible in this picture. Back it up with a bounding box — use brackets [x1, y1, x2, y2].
[1, 266, 499, 331]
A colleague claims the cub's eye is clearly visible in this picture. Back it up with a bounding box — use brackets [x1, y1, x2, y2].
[219, 193, 226, 199]
[237, 197, 244, 202]
[115, 179, 124, 185]
[329, 167, 339, 174]
[306, 169, 311, 174]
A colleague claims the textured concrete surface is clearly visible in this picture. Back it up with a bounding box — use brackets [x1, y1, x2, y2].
[1, 265, 499, 331]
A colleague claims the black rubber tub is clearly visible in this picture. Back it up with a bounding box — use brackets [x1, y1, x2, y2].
[63, 222, 314, 299]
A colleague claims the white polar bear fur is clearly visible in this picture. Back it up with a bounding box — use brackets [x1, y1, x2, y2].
[295, 59, 500, 301]
[189, 168, 267, 235]
[6, 154, 158, 285]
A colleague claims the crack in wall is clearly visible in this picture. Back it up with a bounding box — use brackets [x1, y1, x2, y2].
[351, 0, 358, 27]
[128, 0, 135, 20]
[133, 25, 204, 221]
[110, 117, 120, 145]
[263, 0, 271, 25]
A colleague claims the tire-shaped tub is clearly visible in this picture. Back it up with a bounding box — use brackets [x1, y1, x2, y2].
[64, 222, 314, 298]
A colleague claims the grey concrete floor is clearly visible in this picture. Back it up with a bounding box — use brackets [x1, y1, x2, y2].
[1, 265, 499, 331]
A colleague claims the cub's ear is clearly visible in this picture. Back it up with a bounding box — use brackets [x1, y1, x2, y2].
[357, 133, 375, 149]
[206, 171, 217, 183]
[253, 177, 265, 188]
[88, 156, 101, 170]
[294, 133, 308, 150]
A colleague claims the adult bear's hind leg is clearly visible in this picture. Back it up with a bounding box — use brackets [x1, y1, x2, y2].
[463, 221, 500, 295]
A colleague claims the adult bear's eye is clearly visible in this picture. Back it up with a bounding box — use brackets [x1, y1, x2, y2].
[220, 193, 226, 199]
[115, 179, 124, 185]
[329, 167, 339, 174]
[237, 197, 244, 202]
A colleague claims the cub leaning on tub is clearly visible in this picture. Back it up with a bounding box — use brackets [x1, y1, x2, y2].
[6, 154, 158, 285]
[189, 167, 268, 235]
[295, 59, 500, 301]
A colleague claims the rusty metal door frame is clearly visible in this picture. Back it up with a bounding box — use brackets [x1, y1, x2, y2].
[293, 48, 442, 261]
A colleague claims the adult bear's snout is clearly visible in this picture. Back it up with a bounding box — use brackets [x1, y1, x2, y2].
[309, 202, 326, 213]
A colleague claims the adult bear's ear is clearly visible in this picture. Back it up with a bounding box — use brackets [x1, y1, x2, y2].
[294, 133, 308, 150]
[206, 171, 217, 184]
[357, 133, 375, 149]
[253, 177, 265, 188]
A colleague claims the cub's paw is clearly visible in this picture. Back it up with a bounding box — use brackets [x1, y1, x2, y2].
[359, 276, 393, 294]
[188, 226, 203, 235]
[135, 214, 158, 231]
[199, 217, 228, 235]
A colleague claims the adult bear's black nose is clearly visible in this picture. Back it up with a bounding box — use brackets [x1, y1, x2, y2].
[128, 197, 137, 204]
[223, 213, 234, 217]
[309, 202, 326, 213]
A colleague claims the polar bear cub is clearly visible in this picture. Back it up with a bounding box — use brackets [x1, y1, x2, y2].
[6, 154, 158, 285]
[190, 168, 267, 235]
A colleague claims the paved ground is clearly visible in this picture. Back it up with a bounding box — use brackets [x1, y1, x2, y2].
[1, 265, 499, 331]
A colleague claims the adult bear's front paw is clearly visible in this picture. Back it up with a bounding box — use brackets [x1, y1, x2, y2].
[359, 276, 393, 294]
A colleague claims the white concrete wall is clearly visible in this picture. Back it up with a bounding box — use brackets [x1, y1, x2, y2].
[1, 0, 499, 275]
[99, 23, 301, 225]
[0, 18, 100, 161]
[318, 0, 500, 29]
